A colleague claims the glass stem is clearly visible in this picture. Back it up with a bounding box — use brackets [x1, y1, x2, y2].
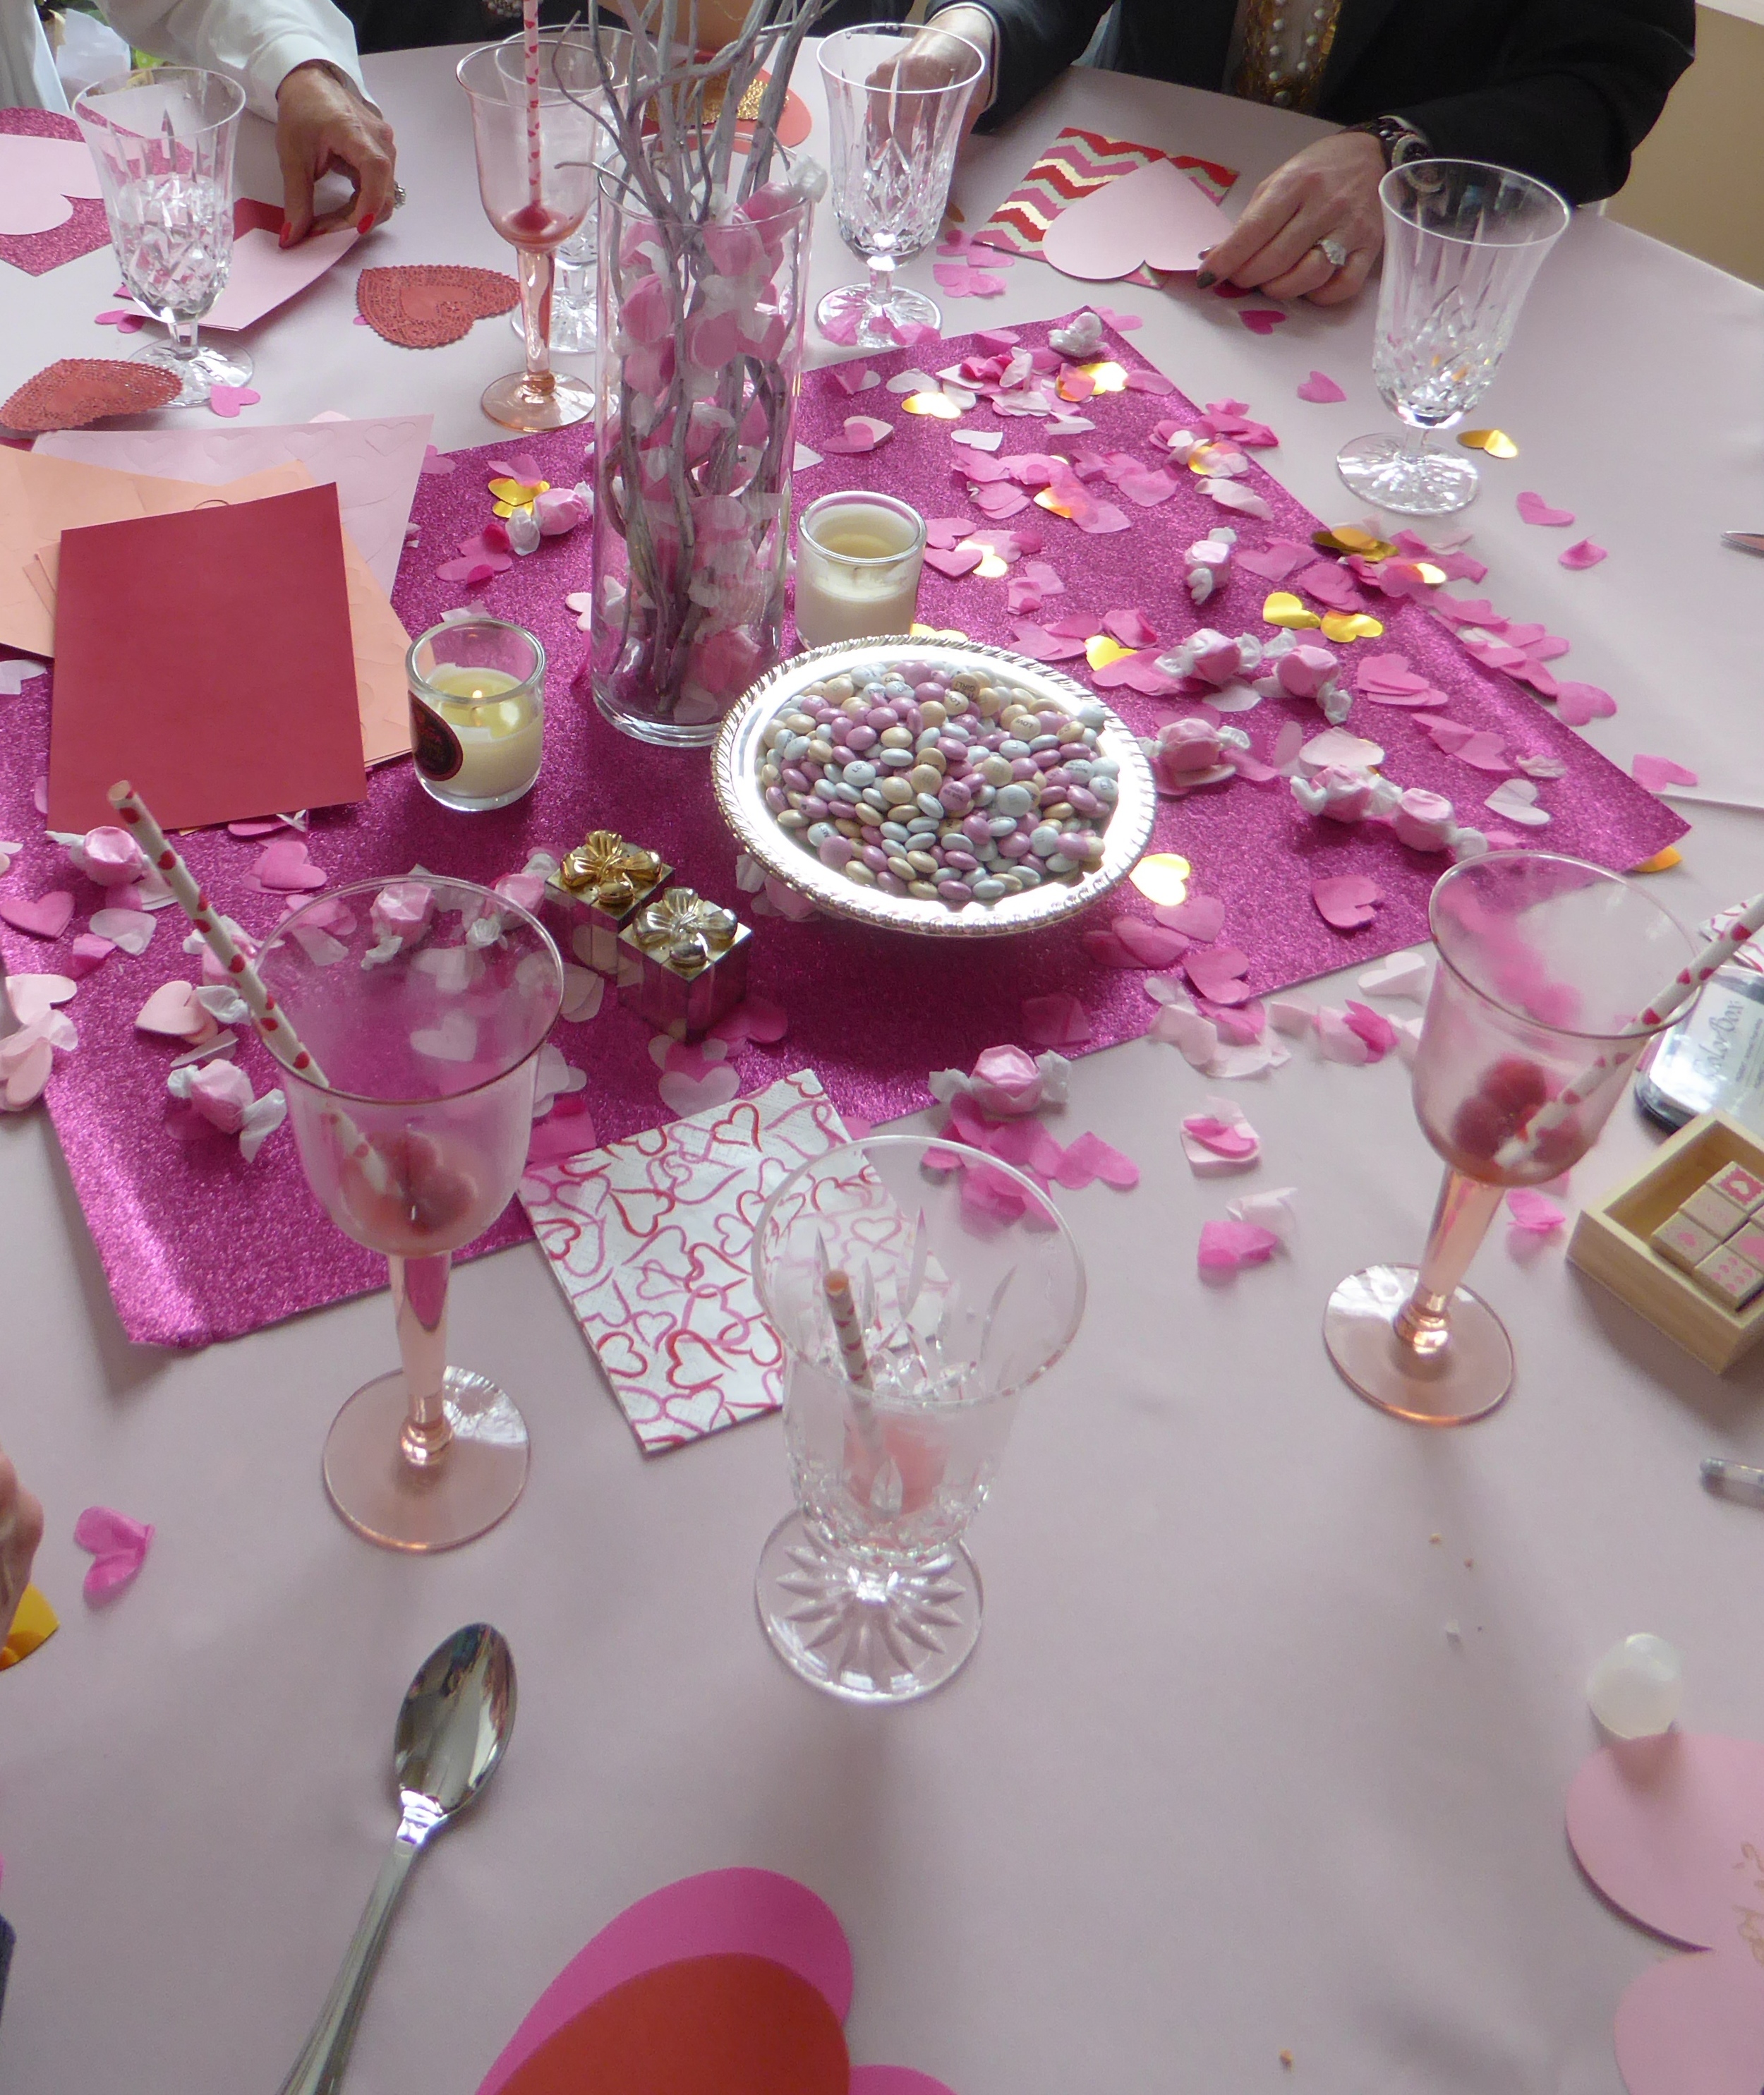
[865, 254, 895, 318]
[165, 314, 200, 363]
[1393, 1169, 1504, 1358]
[518, 248, 556, 392]
[391, 1252, 454, 1468]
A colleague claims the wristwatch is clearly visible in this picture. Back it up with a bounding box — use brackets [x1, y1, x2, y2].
[1349, 115, 1433, 168]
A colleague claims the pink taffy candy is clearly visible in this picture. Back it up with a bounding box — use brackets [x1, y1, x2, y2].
[1271, 644, 1339, 700]
[1149, 718, 1228, 795]
[534, 485, 590, 535]
[78, 825, 147, 887]
[1303, 764, 1379, 822]
[969, 1044, 1045, 1118]
[1389, 787, 1458, 852]
[180, 1058, 253, 1134]
[372, 880, 435, 941]
[1188, 636, 1247, 687]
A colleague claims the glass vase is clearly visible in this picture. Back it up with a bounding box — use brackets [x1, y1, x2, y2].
[586, 169, 813, 747]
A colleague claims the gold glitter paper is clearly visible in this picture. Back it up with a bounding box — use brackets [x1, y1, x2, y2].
[1263, 591, 1321, 629]
[902, 392, 961, 419]
[1086, 635, 1135, 670]
[1034, 489, 1075, 518]
[1320, 611, 1385, 642]
[1076, 360, 1128, 393]
[1130, 852, 1192, 906]
[1313, 525, 1394, 559]
[1458, 429, 1518, 458]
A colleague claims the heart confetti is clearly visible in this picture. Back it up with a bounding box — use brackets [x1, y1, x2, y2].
[1238, 309, 1286, 334]
[1554, 682, 1617, 725]
[1, 358, 180, 433]
[1296, 370, 1346, 403]
[73, 1506, 153, 1600]
[1485, 777, 1552, 827]
[1560, 538, 1607, 569]
[1458, 428, 1518, 458]
[356, 264, 520, 348]
[818, 414, 894, 455]
[1184, 946, 1253, 1006]
[1312, 874, 1382, 931]
[1517, 490, 1575, 527]
[1631, 754, 1698, 793]
[0, 890, 74, 939]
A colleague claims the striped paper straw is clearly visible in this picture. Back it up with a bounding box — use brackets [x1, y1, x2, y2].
[823, 1267, 886, 1454]
[1497, 889, 1764, 1169]
[523, 0, 543, 209]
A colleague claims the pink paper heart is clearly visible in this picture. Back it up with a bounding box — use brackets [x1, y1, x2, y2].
[135, 980, 209, 1038]
[0, 890, 73, 939]
[1633, 754, 1698, 792]
[1238, 309, 1286, 334]
[73, 1504, 153, 1600]
[251, 839, 327, 891]
[1296, 369, 1346, 402]
[818, 415, 893, 455]
[1039, 157, 1232, 279]
[1111, 916, 1188, 967]
[1517, 490, 1575, 526]
[1554, 681, 1617, 725]
[6, 973, 75, 1026]
[1197, 1218, 1280, 1271]
[87, 906, 155, 954]
[207, 385, 260, 419]
[1155, 893, 1226, 941]
[1052, 1129, 1139, 1190]
[657, 1064, 741, 1117]
[1312, 874, 1382, 930]
[922, 544, 985, 580]
[1236, 543, 1306, 583]
[1184, 945, 1253, 1004]
[1560, 538, 1607, 569]
[1021, 992, 1091, 1048]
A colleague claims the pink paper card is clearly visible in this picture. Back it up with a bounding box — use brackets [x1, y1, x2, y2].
[519, 1068, 851, 1451]
[0, 111, 109, 276]
[1039, 155, 1235, 282]
[35, 415, 434, 596]
[199, 202, 358, 331]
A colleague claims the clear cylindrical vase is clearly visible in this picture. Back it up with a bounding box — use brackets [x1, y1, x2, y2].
[587, 169, 814, 747]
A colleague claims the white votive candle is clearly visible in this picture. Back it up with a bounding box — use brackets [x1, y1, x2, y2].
[795, 492, 927, 648]
[407, 616, 547, 811]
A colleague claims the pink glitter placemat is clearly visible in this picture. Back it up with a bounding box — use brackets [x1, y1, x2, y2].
[0, 111, 113, 278]
[0, 318, 1682, 1349]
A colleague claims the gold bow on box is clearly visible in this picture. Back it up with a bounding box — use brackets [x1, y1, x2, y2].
[632, 888, 742, 979]
[557, 830, 667, 914]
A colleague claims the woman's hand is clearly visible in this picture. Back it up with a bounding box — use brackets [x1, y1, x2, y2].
[1197, 130, 1386, 305]
[0, 1450, 44, 1643]
[275, 61, 399, 245]
[892, 8, 996, 134]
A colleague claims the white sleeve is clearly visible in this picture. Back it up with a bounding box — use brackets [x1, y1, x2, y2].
[95, 0, 370, 120]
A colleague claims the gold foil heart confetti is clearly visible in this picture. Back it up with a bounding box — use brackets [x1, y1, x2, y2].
[1075, 360, 1129, 394]
[1312, 524, 1394, 559]
[911, 622, 968, 640]
[1263, 591, 1321, 629]
[902, 391, 961, 419]
[955, 538, 1010, 579]
[1129, 852, 1192, 906]
[1085, 634, 1136, 671]
[1319, 611, 1385, 642]
[1458, 429, 1519, 458]
[1412, 561, 1447, 586]
[1034, 489, 1075, 518]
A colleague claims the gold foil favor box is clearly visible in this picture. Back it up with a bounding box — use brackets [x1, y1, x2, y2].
[617, 887, 751, 1042]
[545, 828, 671, 977]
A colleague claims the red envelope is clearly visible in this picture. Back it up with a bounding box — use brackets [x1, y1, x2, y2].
[48, 482, 367, 831]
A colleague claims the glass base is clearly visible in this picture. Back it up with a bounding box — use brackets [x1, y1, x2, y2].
[511, 295, 596, 354]
[591, 675, 723, 749]
[816, 280, 941, 353]
[322, 1366, 529, 1552]
[1336, 433, 1480, 517]
[755, 1510, 982, 1704]
[130, 337, 253, 408]
[481, 368, 594, 433]
[416, 771, 540, 812]
[1324, 1264, 1514, 1425]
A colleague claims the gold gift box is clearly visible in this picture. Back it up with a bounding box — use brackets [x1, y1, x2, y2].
[617, 886, 751, 1042]
[545, 828, 671, 977]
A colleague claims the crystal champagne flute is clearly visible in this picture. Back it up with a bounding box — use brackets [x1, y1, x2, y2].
[816, 24, 986, 351]
[1324, 852, 1698, 1424]
[1336, 159, 1569, 517]
[258, 876, 563, 1550]
[73, 66, 253, 409]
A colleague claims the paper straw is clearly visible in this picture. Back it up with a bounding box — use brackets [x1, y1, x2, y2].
[823, 1267, 886, 1453]
[1496, 890, 1764, 1169]
[108, 780, 329, 1083]
[523, 0, 543, 209]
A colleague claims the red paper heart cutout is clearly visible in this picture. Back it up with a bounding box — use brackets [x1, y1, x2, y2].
[497, 1955, 848, 2095]
[1, 358, 179, 433]
[356, 265, 520, 349]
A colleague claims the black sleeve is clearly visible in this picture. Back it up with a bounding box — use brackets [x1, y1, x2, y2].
[1389, 0, 1694, 204]
[924, 0, 1112, 128]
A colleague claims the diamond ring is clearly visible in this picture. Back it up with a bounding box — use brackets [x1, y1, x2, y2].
[391, 181, 408, 210]
[1315, 235, 1350, 270]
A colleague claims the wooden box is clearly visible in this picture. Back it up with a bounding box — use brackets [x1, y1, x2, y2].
[1568, 1110, 1764, 1372]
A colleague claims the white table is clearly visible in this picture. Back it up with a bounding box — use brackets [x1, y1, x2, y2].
[4, 44, 1763, 2095]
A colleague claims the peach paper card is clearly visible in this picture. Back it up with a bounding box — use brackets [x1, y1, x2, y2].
[1566, 1732, 1764, 2095]
[1039, 155, 1234, 282]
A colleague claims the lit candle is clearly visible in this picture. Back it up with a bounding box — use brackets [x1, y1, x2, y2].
[406, 616, 546, 810]
[794, 493, 927, 649]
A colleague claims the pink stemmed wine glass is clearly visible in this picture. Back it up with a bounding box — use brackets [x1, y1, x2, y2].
[258, 876, 563, 1550]
[1324, 852, 1698, 1425]
[458, 32, 606, 433]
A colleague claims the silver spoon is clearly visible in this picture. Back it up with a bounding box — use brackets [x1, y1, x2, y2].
[277, 1623, 516, 2095]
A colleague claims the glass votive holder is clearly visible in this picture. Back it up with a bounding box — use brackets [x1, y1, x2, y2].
[794, 492, 927, 650]
[407, 616, 546, 811]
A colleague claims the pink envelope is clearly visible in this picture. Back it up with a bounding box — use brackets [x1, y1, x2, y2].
[1040, 157, 1234, 282]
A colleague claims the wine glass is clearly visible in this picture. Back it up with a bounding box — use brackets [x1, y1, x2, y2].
[816, 25, 986, 351]
[1324, 852, 1698, 1425]
[257, 876, 563, 1551]
[1336, 159, 1570, 517]
[73, 67, 253, 409]
[459, 32, 608, 433]
[752, 1134, 1085, 1703]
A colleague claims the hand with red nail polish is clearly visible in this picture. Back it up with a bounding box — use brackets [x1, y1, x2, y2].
[274, 60, 397, 246]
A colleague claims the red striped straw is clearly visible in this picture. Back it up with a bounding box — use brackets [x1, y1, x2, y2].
[823, 1267, 885, 1454]
[523, 0, 543, 210]
[1496, 890, 1764, 1169]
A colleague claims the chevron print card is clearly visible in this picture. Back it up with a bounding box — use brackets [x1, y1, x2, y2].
[974, 126, 1238, 288]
